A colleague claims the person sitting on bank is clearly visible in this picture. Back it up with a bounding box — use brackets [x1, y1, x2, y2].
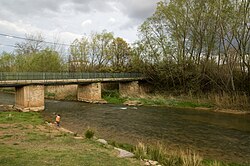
[55, 114, 61, 127]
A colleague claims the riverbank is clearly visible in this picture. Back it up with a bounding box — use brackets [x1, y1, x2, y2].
[102, 90, 250, 114]
[0, 111, 141, 166]
[0, 111, 248, 166]
[1, 87, 249, 114]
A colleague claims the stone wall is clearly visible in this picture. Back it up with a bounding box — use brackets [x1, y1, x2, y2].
[77, 83, 103, 103]
[45, 85, 77, 100]
[119, 81, 151, 97]
[119, 81, 140, 97]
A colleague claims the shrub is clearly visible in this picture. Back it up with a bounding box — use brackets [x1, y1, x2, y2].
[134, 142, 147, 159]
[134, 142, 204, 166]
[147, 142, 166, 162]
[180, 150, 203, 166]
[84, 128, 95, 139]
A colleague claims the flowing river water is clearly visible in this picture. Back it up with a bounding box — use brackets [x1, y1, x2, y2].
[1, 92, 250, 164]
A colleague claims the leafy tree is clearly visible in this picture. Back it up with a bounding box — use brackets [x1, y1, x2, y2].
[69, 37, 90, 72]
[14, 33, 63, 72]
[0, 52, 15, 72]
[136, 0, 250, 94]
[109, 37, 131, 71]
[90, 30, 114, 71]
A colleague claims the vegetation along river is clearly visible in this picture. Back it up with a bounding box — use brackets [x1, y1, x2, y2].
[1, 92, 250, 164]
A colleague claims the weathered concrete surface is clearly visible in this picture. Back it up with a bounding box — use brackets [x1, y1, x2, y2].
[15, 85, 44, 112]
[45, 85, 77, 100]
[77, 83, 105, 103]
[119, 81, 140, 97]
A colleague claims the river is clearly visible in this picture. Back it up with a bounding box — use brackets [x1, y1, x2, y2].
[1, 92, 250, 164]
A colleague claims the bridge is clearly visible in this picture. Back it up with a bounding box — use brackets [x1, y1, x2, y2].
[0, 72, 145, 112]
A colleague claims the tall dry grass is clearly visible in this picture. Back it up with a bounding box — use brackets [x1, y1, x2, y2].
[207, 92, 249, 110]
[134, 142, 204, 166]
[180, 149, 203, 166]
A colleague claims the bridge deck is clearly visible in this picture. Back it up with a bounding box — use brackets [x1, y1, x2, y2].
[0, 72, 144, 86]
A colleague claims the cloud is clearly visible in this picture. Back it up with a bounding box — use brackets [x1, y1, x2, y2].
[0, 0, 61, 16]
[58, 31, 82, 43]
[81, 19, 93, 27]
[0, 0, 157, 21]
[108, 18, 116, 24]
[118, 0, 157, 20]
[0, 19, 32, 34]
[113, 0, 158, 29]
[0, 0, 159, 53]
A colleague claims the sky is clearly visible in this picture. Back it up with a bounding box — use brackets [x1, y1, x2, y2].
[0, 0, 159, 53]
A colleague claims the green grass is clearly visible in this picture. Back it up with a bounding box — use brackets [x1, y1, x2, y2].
[0, 112, 43, 125]
[102, 90, 126, 104]
[0, 143, 139, 166]
[102, 90, 213, 108]
[0, 111, 141, 166]
[136, 97, 168, 105]
[128, 97, 213, 108]
[109, 140, 135, 152]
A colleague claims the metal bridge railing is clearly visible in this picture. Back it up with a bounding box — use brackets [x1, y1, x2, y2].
[0, 72, 143, 81]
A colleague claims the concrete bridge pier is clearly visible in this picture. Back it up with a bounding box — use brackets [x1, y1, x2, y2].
[15, 85, 45, 112]
[77, 82, 105, 103]
[119, 81, 140, 97]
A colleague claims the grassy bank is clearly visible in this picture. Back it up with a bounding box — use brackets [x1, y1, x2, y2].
[133, 142, 247, 166]
[0, 111, 141, 166]
[102, 90, 213, 108]
[0, 111, 248, 166]
[109, 141, 247, 166]
[102, 90, 250, 113]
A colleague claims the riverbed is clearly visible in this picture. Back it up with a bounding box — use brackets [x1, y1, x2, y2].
[1, 92, 250, 164]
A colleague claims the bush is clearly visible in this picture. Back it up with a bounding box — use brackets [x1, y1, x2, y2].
[180, 150, 203, 166]
[84, 128, 95, 139]
[134, 142, 147, 159]
[134, 142, 204, 166]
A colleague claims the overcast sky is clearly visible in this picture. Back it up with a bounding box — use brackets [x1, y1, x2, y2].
[0, 0, 159, 53]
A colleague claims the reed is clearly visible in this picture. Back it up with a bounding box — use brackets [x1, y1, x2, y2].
[134, 142, 147, 159]
[207, 92, 249, 110]
[180, 149, 203, 166]
[134, 142, 204, 166]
